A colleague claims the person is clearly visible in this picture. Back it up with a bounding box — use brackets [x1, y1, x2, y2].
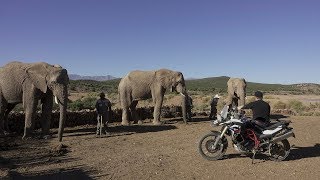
[209, 94, 220, 120]
[185, 95, 193, 121]
[240, 91, 271, 129]
[95, 92, 112, 136]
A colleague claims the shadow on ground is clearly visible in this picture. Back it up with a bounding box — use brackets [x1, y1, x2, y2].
[217, 144, 320, 163]
[287, 144, 320, 161]
[0, 136, 97, 180]
[63, 123, 178, 138]
[270, 114, 289, 120]
[5, 166, 95, 180]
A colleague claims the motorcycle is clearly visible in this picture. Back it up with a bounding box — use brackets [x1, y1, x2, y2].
[198, 105, 295, 163]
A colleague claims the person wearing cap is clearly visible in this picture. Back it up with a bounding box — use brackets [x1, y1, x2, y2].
[209, 94, 220, 120]
[95, 92, 112, 136]
[240, 91, 271, 128]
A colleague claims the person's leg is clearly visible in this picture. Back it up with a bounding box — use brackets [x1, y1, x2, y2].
[212, 107, 217, 120]
[101, 114, 110, 135]
[209, 106, 214, 119]
[96, 115, 101, 135]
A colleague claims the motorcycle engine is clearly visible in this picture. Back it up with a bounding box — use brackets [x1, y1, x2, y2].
[231, 127, 254, 152]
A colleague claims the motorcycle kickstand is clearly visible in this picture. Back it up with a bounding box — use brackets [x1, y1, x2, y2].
[252, 150, 256, 164]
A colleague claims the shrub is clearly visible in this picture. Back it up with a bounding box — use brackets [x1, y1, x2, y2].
[69, 97, 97, 111]
[247, 97, 256, 103]
[288, 100, 305, 113]
[202, 96, 211, 104]
[273, 101, 287, 109]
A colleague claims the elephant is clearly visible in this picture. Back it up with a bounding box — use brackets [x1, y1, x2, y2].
[118, 69, 188, 125]
[0, 61, 69, 142]
[226, 77, 247, 108]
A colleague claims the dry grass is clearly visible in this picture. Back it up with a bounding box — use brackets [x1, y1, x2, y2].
[68, 92, 320, 116]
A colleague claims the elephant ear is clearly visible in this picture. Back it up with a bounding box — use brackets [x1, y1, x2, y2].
[25, 63, 49, 93]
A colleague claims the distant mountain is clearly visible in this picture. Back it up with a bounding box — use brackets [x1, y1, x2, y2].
[69, 74, 117, 81]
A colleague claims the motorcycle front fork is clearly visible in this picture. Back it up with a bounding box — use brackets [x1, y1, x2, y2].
[212, 126, 228, 149]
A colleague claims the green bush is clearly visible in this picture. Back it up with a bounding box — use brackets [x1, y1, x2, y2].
[69, 97, 97, 111]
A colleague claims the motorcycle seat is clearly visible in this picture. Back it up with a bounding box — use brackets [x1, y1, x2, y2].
[265, 120, 291, 130]
[259, 133, 273, 139]
[264, 122, 283, 130]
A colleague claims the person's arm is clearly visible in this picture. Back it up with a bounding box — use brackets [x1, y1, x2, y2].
[95, 100, 100, 114]
[241, 101, 254, 110]
[108, 100, 112, 111]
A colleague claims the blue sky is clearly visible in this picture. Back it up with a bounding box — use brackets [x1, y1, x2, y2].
[1, 0, 319, 84]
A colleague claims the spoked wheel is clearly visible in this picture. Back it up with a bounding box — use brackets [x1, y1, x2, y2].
[198, 131, 228, 161]
[269, 139, 291, 161]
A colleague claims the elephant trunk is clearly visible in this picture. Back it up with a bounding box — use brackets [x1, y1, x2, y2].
[239, 92, 246, 106]
[55, 86, 68, 142]
[239, 81, 247, 107]
[177, 84, 188, 123]
[58, 100, 67, 142]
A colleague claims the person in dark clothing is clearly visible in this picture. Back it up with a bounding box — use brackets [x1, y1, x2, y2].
[209, 94, 220, 120]
[240, 91, 271, 128]
[95, 92, 112, 136]
[185, 95, 193, 121]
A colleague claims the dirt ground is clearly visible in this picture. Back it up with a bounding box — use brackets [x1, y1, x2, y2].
[1, 116, 320, 180]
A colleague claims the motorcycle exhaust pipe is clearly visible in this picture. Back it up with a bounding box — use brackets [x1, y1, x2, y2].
[271, 130, 295, 143]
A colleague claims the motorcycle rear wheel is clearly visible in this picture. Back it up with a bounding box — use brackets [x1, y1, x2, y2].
[269, 139, 291, 161]
[198, 131, 228, 161]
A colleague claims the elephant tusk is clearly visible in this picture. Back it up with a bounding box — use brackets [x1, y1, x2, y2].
[54, 96, 59, 104]
[180, 92, 186, 97]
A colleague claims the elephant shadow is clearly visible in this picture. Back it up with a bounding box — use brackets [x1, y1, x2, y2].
[108, 124, 177, 134]
[0, 136, 91, 179]
[286, 144, 320, 161]
[6, 166, 95, 180]
[189, 117, 211, 123]
[63, 124, 177, 138]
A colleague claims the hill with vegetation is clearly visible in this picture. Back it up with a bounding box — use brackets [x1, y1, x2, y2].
[69, 74, 117, 81]
[68, 76, 320, 95]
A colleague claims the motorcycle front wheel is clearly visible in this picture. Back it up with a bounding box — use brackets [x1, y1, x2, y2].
[269, 139, 291, 161]
[198, 131, 228, 161]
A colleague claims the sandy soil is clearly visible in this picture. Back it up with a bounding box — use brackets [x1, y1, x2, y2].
[1, 116, 320, 180]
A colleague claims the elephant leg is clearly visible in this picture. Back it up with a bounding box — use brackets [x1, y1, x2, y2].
[40, 95, 53, 138]
[130, 100, 140, 124]
[0, 93, 8, 135]
[3, 103, 16, 134]
[22, 94, 38, 139]
[226, 93, 234, 107]
[0, 106, 6, 135]
[153, 97, 163, 125]
[121, 106, 130, 126]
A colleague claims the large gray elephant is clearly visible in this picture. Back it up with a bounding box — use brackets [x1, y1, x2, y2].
[0, 61, 69, 142]
[118, 69, 188, 125]
[226, 77, 247, 107]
